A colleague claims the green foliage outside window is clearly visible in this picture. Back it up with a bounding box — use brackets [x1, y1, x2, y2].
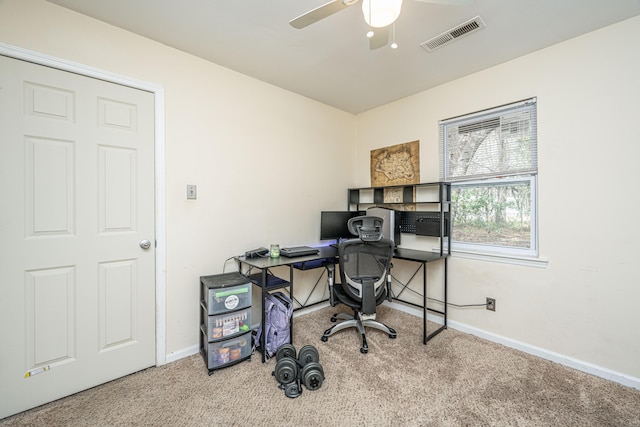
[451, 181, 531, 248]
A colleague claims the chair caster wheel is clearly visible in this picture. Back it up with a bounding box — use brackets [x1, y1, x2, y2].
[330, 317, 337, 323]
[321, 336, 328, 342]
[360, 347, 368, 354]
[389, 333, 397, 339]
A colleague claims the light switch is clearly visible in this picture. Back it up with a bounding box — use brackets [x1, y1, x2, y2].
[187, 185, 197, 199]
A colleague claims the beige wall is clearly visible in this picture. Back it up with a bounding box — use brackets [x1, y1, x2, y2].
[0, 0, 356, 356]
[356, 15, 640, 379]
[2, 0, 639, 382]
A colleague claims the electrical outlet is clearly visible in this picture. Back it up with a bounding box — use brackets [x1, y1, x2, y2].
[186, 185, 197, 200]
[486, 297, 496, 311]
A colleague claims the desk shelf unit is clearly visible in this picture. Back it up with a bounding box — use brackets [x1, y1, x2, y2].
[237, 248, 338, 362]
[348, 181, 452, 344]
[238, 257, 295, 363]
[348, 181, 451, 256]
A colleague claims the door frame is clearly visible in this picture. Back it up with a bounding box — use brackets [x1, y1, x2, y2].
[0, 42, 167, 366]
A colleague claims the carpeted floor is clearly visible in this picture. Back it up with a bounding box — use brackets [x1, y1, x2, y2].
[2, 305, 640, 426]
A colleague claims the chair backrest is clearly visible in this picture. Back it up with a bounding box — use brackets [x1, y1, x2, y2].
[347, 215, 384, 242]
[338, 216, 395, 314]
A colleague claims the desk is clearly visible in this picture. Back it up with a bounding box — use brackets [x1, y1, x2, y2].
[236, 247, 337, 362]
[237, 246, 447, 361]
[392, 248, 449, 344]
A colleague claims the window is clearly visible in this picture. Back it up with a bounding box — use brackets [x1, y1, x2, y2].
[440, 98, 538, 257]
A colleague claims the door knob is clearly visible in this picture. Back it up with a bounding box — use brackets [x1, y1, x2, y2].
[139, 239, 152, 249]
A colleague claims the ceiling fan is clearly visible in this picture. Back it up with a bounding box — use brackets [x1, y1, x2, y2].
[289, 0, 472, 50]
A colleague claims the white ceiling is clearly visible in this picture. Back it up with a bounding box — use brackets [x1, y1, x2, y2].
[47, 0, 640, 114]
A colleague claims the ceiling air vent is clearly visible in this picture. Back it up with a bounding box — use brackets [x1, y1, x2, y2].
[420, 16, 485, 52]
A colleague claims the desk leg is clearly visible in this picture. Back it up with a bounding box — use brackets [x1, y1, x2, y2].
[423, 261, 427, 345]
[424, 258, 448, 344]
[444, 257, 448, 330]
[261, 268, 267, 363]
[289, 265, 294, 345]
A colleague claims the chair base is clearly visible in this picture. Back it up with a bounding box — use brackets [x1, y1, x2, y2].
[321, 311, 397, 354]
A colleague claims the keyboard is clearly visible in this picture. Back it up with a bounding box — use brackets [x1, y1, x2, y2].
[280, 246, 320, 258]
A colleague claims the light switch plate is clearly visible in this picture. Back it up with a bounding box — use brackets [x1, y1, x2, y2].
[187, 185, 197, 199]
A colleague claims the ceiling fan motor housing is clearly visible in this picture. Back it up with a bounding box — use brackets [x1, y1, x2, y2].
[362, 0, 403, 28]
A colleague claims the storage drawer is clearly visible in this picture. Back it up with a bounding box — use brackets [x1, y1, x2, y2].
[203, 331, 252, 369]
[202, 306, 251, 341]
[201, 275, 251, 315]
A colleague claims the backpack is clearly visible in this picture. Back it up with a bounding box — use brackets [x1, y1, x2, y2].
[254, 291, 293, 360]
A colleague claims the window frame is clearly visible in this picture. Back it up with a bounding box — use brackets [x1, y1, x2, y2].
[448, 175, 538, 258]
[440, 98, 539, 259]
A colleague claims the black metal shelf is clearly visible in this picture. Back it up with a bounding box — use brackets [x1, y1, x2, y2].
[292, 257, 337, 271]
[348, 181, 451, 207]
[348, 181, 451, 255]
[247, 272, 289, 291]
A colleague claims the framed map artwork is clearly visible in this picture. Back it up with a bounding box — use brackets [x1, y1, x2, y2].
[370, 140, 420, 188]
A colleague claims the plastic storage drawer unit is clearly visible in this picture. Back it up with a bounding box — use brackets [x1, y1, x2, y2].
[200, 272, 253, 374]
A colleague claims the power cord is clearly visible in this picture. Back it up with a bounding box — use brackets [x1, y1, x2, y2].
[428, 297, 489, 308]
[222, 256, 238, 273]
[389, 280, 490, 308]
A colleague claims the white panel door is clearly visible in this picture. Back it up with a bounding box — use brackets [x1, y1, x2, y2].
[0, 55, 156, 418]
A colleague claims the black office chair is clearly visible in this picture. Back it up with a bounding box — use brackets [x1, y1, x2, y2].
[321, 216, 396, 353]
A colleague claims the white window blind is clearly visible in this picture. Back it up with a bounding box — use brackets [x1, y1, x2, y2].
[440, 98, 537, 182]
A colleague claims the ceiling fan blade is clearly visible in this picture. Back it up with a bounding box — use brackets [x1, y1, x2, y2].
[289, 0, 357, 29]
[369, 27, 389, 50]
[413, 0, 473, 5]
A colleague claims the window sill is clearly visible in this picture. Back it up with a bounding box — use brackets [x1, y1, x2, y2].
[442, 248, 549, 268]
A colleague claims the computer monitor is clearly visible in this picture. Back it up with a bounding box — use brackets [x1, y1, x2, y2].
[320, 211, 363, 245]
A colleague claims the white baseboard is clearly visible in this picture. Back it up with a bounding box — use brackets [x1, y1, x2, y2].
[387, 301, 640, 391]
[166, 344, 200, 364]
[169, 302, 640, 391]
[449, 319, 640, 390]
[293, 301, 331, 317]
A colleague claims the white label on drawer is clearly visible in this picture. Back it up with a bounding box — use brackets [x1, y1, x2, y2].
[223, 319, 239, 336]
[224, 294, 239, 310]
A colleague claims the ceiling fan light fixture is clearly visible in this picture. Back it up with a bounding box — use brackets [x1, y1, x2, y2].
[362, 0, 403, 28]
